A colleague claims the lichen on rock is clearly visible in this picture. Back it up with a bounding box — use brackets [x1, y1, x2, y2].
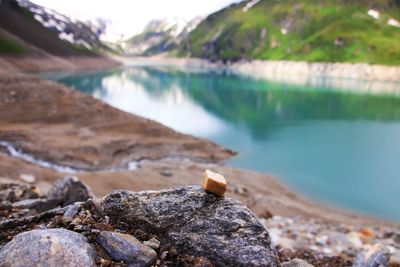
[97, 185, 280, 267]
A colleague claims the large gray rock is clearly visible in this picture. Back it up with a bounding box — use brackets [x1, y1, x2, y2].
[47, 176, 94, 206]
[98, 185, 280, 267]
[97, 231, 157, 267]
[0, 228, 97, 267]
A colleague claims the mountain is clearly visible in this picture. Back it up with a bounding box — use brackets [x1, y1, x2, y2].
[178, 0, 400, 65]
[0, 0, 113, 56]
[123, 17, 202, 56]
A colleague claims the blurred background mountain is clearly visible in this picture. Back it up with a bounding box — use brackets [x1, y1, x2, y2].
[1, 0, 400, 65]
[0, 0, 118, 57]
[127, 0, 400, 65]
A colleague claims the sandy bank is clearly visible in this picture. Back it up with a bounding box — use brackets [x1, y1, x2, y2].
[0, 55, 120, 73]
[0, 72, 234, 170]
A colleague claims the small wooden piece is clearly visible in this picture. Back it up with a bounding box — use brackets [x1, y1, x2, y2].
[203, 169, 227, 197]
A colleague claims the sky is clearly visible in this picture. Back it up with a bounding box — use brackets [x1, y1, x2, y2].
[30, 0, 241, 40]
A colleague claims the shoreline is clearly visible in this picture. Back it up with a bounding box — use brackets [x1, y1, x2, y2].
[0, 56, 399, 228]
[1, 57, 400, 264]
[114, 56, 400, 95]
[0, 55, 120, 73]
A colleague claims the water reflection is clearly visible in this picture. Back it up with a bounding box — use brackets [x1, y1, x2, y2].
[42, 66, 400, 221]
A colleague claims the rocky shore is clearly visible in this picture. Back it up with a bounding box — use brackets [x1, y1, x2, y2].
[0, 58, 399, 266]
[116, 56, 400, 94]
[0, 176, 399, 267]
[0, 176, 281, 266]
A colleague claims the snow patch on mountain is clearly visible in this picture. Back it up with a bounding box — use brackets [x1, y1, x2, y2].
[16, 0, 109, 49]
[243, 0, 260, 12]
[123, 17, 203, 56]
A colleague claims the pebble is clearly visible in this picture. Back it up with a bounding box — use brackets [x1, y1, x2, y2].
[347, 232, 363, 248]
[62, 202, 81, 225]
[19, 174, 36, 183]
[12, 198, 58, 212]
[0, 229, 97, 267]
[96, 231, 157, 266]
[47, 176, 94, 206]
[143, 237, 161, 250]
[263, 215, 400, 265]
[160, 168, 173, 177]
[282, 258, 315, 267]
[203, 169, 227, 197]
[193, 256, 214, 267]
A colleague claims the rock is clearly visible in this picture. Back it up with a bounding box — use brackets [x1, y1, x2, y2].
[347, 232, 363, 248]
[143, 237, 161, 250]
[203, 170, 227, 197]
[194, 257, 214, 267]
[160, 169, 173, 177]
[359, 228, 374, 238]
[97, 231, 157, 266]
[62, 202, 81, 225]
[98, 185, 280, 266]
[390, 248, 400, 266]
[0, 201, 12, 219]
[279, 237, 295, 250]
[47, 176, 94, 206]
[12, 198, 59, 213]
[353, 244, 390, 267]
[0, 179, 39, 203]
[0, 229, 97, 267]
[19, 174, 36, 184]
[283, 258, 315, 267]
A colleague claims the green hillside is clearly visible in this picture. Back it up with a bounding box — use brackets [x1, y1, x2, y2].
[0, 31, 28, 53]
[179, 0, 400, 65]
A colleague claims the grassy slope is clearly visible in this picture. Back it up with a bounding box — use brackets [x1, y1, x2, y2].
[180, 0, 400, 65]
[0, 31, 28, 53]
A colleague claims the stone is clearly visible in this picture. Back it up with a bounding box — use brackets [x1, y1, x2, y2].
[0, 228, 96, 267]
[347, 232, 363, 248]
[353, 244, 390, 267]
[62, 202, 81, 225]
[283, 258, 315, 267]
[19, 174, 36, 184]
[194, 257, 214, 267]
[359, 228, 374, 238]
[0, 201, 12, 219]
[203, 169, 227, 196]
[97, 186, 280, 267]
[0, 179, 39, 203]
[390, 248, 400, 266]
[47, 176, 94, 206]
[279, 237, 295, 250]
[96, 231, 157, 266]
[12, 198, 59, 213]
[143, 237, 161, 250]
[160, 169, 173, 177]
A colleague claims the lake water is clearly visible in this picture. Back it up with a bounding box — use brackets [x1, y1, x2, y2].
[41, 66, 400, 222]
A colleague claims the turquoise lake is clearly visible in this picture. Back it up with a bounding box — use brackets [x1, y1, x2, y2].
[41, 66, 400, 222]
